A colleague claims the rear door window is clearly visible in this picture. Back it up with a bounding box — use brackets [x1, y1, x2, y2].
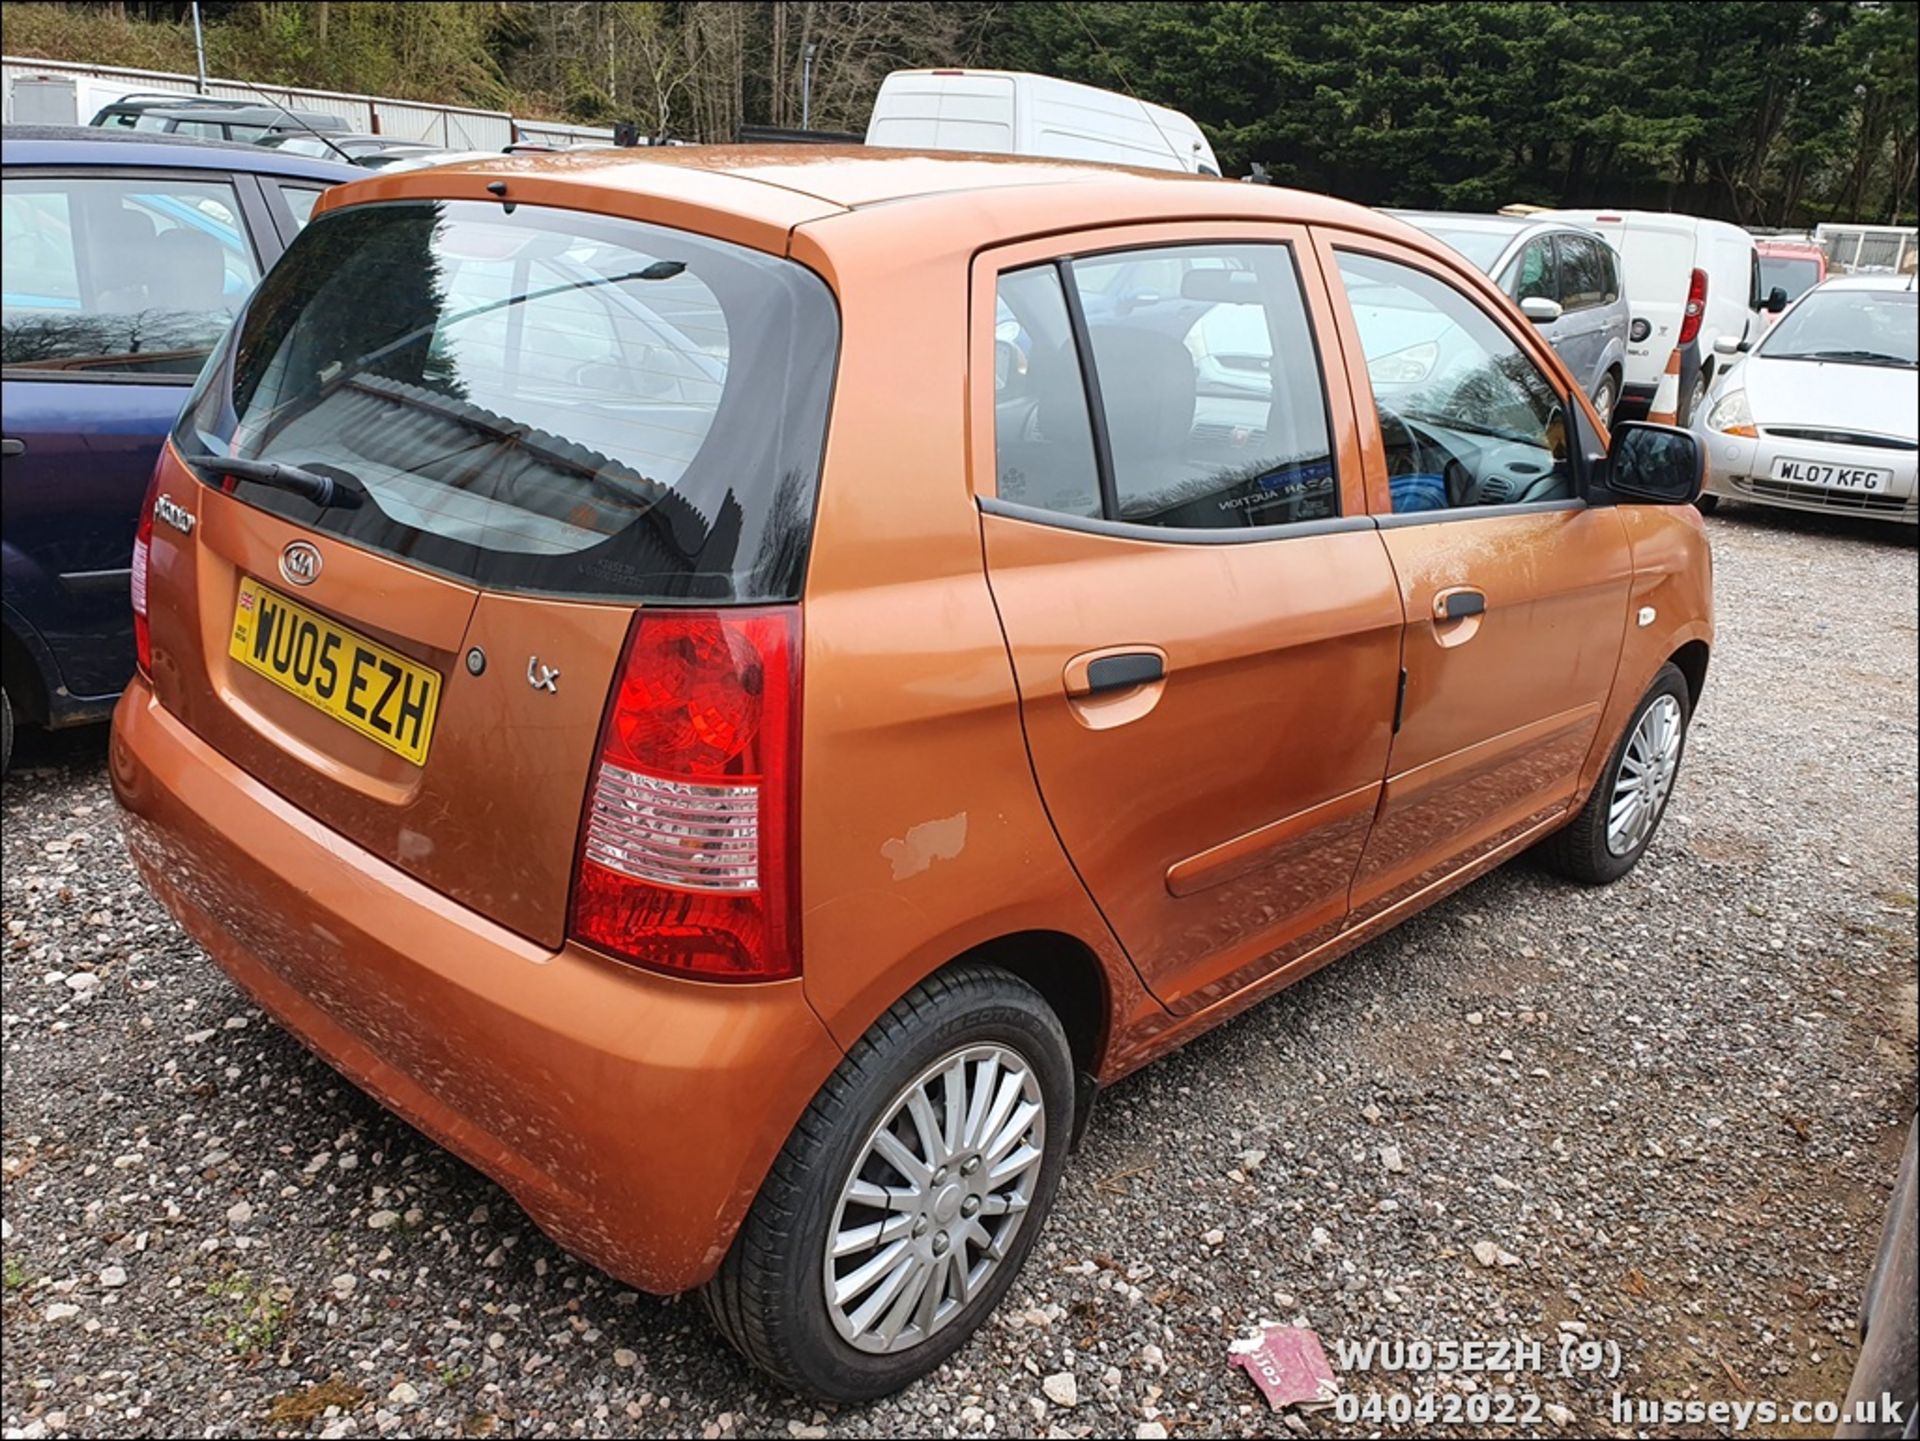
[1, 172, 259, 376]
[175, 199, 839, 603]
[992, 242, 1337, 531]
[1070, 244, 1336, 528]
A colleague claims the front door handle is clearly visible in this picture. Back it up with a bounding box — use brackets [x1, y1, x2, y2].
[0, 438, 24, 458]
[1429, 586, 1487, 650]
[1083, 652, 1165, 695]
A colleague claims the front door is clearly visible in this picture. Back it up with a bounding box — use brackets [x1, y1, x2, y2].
[975, 225, 1405, 1016]
[1318, 234, 1634, 920]
[1548, 232, 1616, 397]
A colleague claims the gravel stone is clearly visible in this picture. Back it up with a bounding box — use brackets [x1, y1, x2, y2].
[2, 510, 1914, 1437]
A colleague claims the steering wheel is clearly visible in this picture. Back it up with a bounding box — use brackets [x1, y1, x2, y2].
[1377, 403, 1457, 512]
[1376, 402, 1426, 477]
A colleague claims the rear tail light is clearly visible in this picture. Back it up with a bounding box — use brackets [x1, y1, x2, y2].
[568, 608, 801, 981]
[130, 455, 164, 675]
[1679, 267, 1708, 345]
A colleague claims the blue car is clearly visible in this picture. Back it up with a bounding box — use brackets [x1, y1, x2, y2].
[1, 124, 358, 770]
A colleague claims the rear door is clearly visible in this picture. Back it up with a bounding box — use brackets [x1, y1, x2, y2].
[975, 224, 1404, 1015]
[1, 162, 268, 703]
[145, 196, 838, 947]
[1317, 232, 1633, 921]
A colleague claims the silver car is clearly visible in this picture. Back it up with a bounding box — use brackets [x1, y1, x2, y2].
[1395, 212, 1632, 420]
[1695, 274, 1918, 525]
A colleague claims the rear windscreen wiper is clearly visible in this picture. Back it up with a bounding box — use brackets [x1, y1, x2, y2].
[183, 453, 362, 509]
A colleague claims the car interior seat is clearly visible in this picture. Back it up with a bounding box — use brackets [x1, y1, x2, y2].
[147, 227, 229, 315]
[93, 209, 161, 312]
[1085, 325, 1197, 518]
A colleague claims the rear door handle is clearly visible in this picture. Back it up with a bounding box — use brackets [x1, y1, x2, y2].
[1084, 652, 1165, 694]
[1, 438, 23, 457]
[1434, 587, 1486, 621]
[1064, 647, 1168, 698]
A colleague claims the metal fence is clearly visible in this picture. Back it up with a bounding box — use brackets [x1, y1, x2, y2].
[2, 54, 608, 152]
[1815, 223, 1919, 276]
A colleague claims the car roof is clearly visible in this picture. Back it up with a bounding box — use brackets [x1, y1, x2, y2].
[1815, 273, 1918, 293]
[1391, 210, 1534, 234]
[335, 144, 1405, 258]
[1389, 210, 1610, 246]
[1, 123, 363, 182]
[134, 103, 340, 123]
[95, 92, 253, 112]
[261, 132, 423, 148]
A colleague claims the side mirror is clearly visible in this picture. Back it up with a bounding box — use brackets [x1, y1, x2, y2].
[1712, 334, 1746, 357]
[1765, 285, 1790, 313]
[1519, 295, 1563, 325]
[1604, 421, 1703, 505]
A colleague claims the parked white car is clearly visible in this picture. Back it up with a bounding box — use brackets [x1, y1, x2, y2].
[1695, 275, 1918, 524]
[865, 70, 1219, 176]
[1548, 209, 1787, 423]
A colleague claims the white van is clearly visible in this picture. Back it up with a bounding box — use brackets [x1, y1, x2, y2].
[865, 69, 1220, 176]
[1546, 209, 1785, 422]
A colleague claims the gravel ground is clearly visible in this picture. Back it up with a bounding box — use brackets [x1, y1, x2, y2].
[4, 505, 1916, 1441]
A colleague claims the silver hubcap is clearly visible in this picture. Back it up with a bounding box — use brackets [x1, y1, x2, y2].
[1608, 694, 1683, 856]
[823, 1044, 1046, 1354]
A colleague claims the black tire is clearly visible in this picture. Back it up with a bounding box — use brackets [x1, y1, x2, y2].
[1695, 493, 1721, 515]
[1538, 662, 1692, 885]
[1, 681, 13, 778]
[701, 964, 1075, 1401]
[1592, 371, 1620, 425]
[1679, 373, 1708, 426]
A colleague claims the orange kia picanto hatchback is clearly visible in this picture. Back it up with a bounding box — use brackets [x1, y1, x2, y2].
[112, 148, 1714, 1399]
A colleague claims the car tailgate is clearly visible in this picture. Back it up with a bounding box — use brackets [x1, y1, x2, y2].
[142, 450, 630, 947]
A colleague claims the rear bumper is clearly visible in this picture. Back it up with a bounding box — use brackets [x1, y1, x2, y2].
[109, 679, 845, 1293]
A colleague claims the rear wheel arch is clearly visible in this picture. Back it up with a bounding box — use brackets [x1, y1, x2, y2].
[0, 621, 51, 726]
[1669, 639, 1710, 712]
[932, 930, 1113, 1082]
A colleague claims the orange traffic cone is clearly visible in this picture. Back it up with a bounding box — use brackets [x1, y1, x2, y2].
[1646, 345, 1683, 425]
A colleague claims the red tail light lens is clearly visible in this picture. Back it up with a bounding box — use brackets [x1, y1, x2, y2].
[569, 608, 801, 981]
[130, 457, 164, 676]
[1679, 267, 1708, 345]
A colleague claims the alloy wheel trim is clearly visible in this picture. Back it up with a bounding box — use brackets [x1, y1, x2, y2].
[822, 1042, 1046, 1354]
[1607, 693, 1684, 856]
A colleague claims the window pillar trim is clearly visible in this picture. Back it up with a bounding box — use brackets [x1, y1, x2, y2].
[1053, 256, 1122, 523]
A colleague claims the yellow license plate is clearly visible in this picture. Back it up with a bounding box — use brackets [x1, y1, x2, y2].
[229, 577, 442, 766]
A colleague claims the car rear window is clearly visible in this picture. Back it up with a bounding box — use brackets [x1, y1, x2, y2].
[175, 199, 839, 603]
